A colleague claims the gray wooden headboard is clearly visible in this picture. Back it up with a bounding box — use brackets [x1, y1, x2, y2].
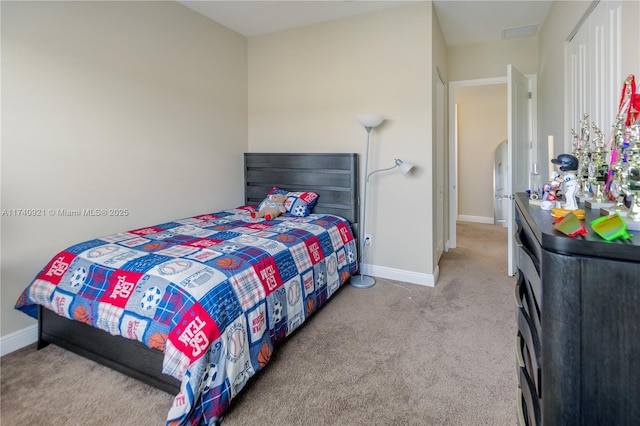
[244, 153, 359, 235]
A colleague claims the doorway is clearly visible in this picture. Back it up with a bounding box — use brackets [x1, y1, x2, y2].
[447, 74, 537, 251]
[448, 77, 507, 249]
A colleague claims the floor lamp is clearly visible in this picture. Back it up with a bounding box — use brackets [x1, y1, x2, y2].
[351, 114, 415, 289]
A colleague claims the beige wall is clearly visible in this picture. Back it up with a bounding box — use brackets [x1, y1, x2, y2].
[456, 84, 507, 220]
[448, 38, 539, 82]
[248, 3, 434, 281]
[1, 1, 248, 337]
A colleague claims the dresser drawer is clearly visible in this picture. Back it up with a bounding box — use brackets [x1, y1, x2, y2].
[518, 271, 541, 338]
[517, 388, 526, 426]
[515, 229, 542, 308]
[514, 205, 542, 262]
[519, 364, 541, 426]
[516, 278, 541, 396]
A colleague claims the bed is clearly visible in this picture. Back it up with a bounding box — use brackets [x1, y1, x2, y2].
[15, 153, 359, 425]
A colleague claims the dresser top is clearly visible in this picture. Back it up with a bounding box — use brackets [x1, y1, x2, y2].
[515, 192, 640, 262]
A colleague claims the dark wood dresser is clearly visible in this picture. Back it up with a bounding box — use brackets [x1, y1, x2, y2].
[514, 192, 640, 425]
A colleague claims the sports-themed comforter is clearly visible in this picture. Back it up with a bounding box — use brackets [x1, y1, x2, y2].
[15, 206, 357, 425]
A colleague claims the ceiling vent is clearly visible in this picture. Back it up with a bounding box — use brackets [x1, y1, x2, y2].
[502, 24, 538, 40]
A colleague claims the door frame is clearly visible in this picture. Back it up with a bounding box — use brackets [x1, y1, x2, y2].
[447, 75, 537, 254]
[435, 67, 446, 263]
[508, 65, 537, 276]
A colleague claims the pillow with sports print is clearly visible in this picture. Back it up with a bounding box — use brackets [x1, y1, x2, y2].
[285, 191, 319, 217]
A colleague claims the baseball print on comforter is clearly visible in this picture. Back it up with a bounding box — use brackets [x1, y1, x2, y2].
[15, 206, 358, 425]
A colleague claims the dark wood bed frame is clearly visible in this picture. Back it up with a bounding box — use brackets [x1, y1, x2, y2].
[37, 153, 359, 396]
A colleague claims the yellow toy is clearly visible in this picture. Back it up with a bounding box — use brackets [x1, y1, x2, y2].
[251, 192, 288, 220]
[551, 207, 585, 220]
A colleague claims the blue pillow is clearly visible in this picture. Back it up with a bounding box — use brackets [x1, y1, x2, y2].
[259, 187, 319, 217]
[285, 191, 319, 217]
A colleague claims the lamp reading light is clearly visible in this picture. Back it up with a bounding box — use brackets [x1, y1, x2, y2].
[351, 115, 415, 289]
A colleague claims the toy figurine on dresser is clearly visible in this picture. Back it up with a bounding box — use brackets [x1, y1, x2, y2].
[551, 154, 580, 210]
[540, 172, 562, 210]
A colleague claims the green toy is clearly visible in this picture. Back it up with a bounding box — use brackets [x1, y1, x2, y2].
[590, 213, 633, 241]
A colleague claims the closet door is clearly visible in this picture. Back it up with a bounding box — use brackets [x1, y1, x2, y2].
[568, 0, 623, 133]
[568, 17, 589, 135]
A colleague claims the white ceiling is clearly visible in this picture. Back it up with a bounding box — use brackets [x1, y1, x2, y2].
[178, 0, 553, 47]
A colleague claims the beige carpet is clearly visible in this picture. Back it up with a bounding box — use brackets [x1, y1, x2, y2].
[1, 222, 517, 425]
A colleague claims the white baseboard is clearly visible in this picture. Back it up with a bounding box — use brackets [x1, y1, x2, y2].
[457, 215, 494, 224]
[361, 263, 438, 287]
[1, 324, 37, 357]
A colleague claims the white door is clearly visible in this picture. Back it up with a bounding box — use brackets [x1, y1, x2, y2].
[507, 65, 531, 276]
[436, 73, 445, 262]
[568, 0, 623, 137]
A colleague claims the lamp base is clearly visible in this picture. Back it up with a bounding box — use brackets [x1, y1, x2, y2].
[350, 274, 376, 289]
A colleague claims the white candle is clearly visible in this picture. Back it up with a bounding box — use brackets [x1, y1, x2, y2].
[548, 135, 554, 177]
